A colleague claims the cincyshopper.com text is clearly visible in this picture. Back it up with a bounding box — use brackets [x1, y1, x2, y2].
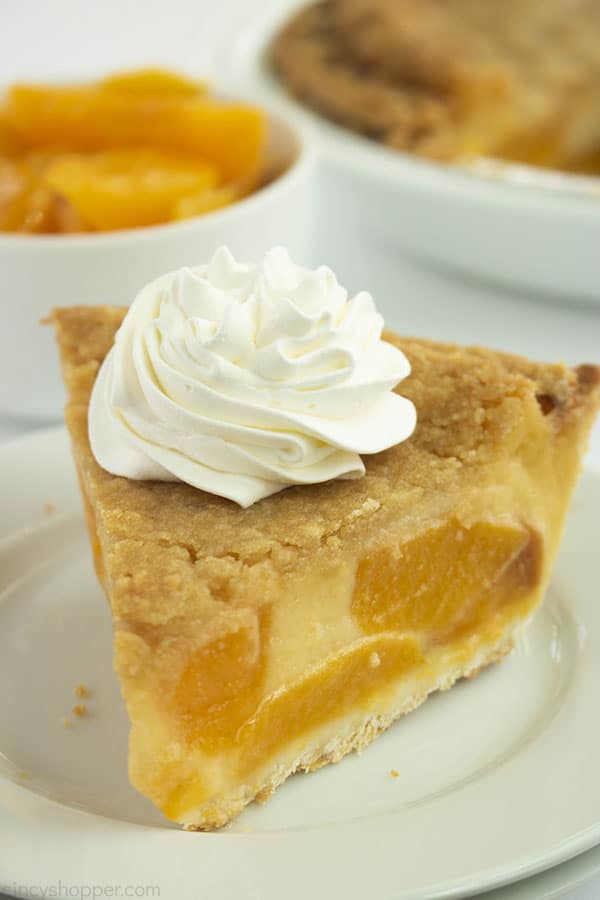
[3, 883, 160, 899]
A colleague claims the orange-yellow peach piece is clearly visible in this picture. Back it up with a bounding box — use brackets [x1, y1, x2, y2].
[43, 149, 219, 231]
[99, 67, 206, 98]
[352, 520, 539, 643]
[0, 157, 58, 232]
[7, 85, 265, 181]
[173, 183, 242, 219]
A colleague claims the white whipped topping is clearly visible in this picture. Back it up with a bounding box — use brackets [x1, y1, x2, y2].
[89, 247, 416, 507]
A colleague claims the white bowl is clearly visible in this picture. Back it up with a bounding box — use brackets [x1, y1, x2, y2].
[214, 0, 600, 306]
[1, 107, 313, 422]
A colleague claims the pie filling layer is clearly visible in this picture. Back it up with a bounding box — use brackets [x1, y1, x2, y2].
[114, 519, 543, 824]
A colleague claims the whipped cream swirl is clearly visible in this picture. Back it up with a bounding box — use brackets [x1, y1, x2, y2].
[89, 247, 416, 507]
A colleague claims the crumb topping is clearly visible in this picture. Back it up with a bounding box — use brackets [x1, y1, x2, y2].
[51, 306, 600, 633]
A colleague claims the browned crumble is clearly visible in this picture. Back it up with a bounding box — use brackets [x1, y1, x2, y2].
[271, 0, 600, 163]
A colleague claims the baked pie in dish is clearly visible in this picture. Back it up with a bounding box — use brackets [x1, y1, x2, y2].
[271, 0, 600, 172]
[52, 298, 599, 829]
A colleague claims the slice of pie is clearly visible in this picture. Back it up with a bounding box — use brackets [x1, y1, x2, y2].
[271, 0, 600, 171]
[52, 305, 600, 829]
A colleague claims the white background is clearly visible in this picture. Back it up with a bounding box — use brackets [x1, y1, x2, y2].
[1, 0, 599, 897]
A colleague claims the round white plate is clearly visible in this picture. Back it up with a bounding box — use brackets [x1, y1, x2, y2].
[0, 427, 599, 900]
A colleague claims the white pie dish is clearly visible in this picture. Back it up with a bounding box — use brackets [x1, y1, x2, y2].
[0, 102, 313, 423]
[213, 0, 600, 308]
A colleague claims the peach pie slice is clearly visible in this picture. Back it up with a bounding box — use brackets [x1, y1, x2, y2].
[52, 306, 599, 829]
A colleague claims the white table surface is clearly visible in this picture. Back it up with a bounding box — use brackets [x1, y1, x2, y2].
[1, 1, 599, 897]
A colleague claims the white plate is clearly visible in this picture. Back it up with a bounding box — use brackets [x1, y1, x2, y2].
[211, 0, 600, 305]
[0, 427, 599, 900]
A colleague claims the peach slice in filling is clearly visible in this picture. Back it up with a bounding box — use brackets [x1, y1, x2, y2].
[352, 520, 542, 644]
